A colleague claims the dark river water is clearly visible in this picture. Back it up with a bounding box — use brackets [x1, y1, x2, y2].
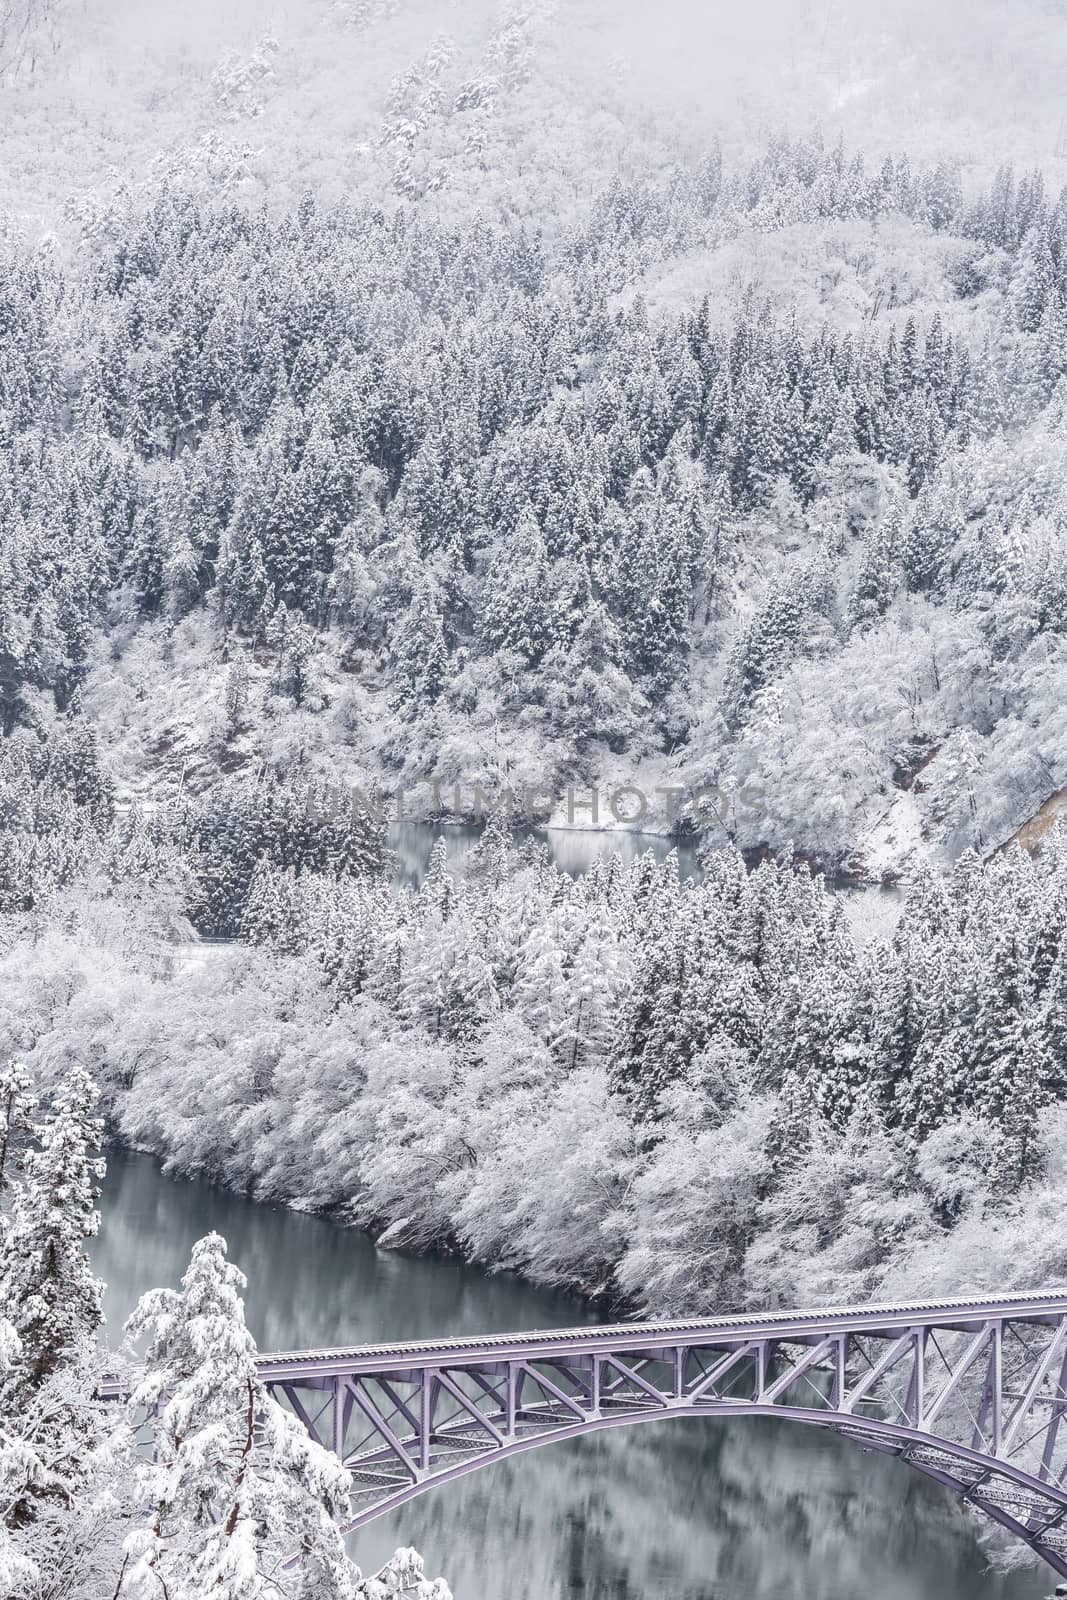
[95, 1150, 1051, 1600]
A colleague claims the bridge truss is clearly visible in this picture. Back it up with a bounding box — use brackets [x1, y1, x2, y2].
[248, 1289, 1067, 1573]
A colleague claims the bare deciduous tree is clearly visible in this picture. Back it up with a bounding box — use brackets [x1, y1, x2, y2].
[0, 0, 64, 81]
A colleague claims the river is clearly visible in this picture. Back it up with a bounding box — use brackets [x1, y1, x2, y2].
[95, 1149, 1049, 1600]
[386, 822, 904, 944]
[387, 821, 705, 885]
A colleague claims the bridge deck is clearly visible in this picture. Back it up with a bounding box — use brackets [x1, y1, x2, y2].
[254, 1287, 1067, 1377]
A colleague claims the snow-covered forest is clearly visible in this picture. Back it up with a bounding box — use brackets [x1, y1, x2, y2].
[6, 0, 1067, 1592]
[6, 141, 1067, 861]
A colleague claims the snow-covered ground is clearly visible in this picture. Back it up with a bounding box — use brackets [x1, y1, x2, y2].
[860, 791, 926, 881]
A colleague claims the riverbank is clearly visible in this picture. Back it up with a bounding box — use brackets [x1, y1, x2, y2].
[10, 838, 1060, 1448]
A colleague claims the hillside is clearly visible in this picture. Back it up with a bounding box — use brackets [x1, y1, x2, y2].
[1, 138, 1066, 873]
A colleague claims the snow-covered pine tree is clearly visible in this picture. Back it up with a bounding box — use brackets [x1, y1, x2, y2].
[1012, 222, 1057, 334]
[0, 1320, 41, 1598]
[392, 575, 448, 708]
[0, 1064, 104, 1393]
[120, 1232, 356, 1600]
[847, 504, 903, 631]
[0, 1059, 35, 1192]
[0, 1066, 113, 1580]
[512, 918, 570, 1057]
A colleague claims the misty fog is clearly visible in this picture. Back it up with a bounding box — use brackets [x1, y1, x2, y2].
[3, 0, 1066, 231]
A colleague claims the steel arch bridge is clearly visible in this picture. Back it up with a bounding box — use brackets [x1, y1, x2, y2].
[258, 1289, 1067, 1573]
[107, 1288, 1067, 1574]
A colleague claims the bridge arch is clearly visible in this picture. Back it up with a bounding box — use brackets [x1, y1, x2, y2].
[314, 1400, 1067, 1574]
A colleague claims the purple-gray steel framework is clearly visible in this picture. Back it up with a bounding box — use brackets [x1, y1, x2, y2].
[108, 1288, 1067, 1575]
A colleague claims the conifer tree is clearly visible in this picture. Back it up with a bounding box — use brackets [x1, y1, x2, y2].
[393, 576, 448, 707]
[0, 1320, 41, 1597]
[1012, 223, 1057, 333]
[0, 1065, 104, 1393]
[0, 1066, 108, 1555]
[0, 1059, 35, 1192]
[121, 1234, 356, 1600]
[848, 504, 903, 630]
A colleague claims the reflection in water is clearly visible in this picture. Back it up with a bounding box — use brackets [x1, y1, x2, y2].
[386, 822, 703, 889]
[96, 1151, 1046, 1600]
[387, 823, 901, 946]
